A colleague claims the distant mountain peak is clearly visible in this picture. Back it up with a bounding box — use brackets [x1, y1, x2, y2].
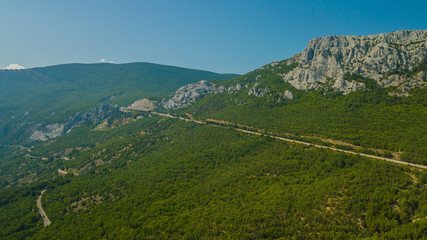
[3, 64, 26, 70]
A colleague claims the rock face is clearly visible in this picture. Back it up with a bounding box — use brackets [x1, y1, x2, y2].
[126, 99, 156, 111]
[160, 81, 247, 109]
[64, 104, 120, 133]
[29, 104, 120, 141]
[227, 84, 242, 94]
[161, 80, 216, 109]
[283, 90, 294, 100]
[29, 123, 65, 141]
[282, 30, 427, 94]
[248, 83, 270, 97]
[215, 86, 227, 94]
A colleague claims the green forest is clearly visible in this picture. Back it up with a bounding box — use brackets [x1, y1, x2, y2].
[1, 116, 426, 239]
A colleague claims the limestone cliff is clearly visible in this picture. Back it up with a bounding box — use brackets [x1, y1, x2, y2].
[282, 30, 426, 94]
[161, 80, 216, 109]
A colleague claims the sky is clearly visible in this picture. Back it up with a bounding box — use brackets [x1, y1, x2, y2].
[1, 0, 426, 74]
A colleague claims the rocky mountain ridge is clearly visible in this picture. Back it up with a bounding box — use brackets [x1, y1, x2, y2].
[152, 30, 426, 111]
[282, 29, 426, 94]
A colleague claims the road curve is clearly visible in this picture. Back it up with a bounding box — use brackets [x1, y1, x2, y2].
[37, 190, 51, 227]
[125, 109, 427, 170]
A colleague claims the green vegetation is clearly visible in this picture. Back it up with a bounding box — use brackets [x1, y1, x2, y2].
[343, 74, 378, 90]
[211, 60, 298, 89]
[0, 184, 45, 239]
[385, 59, 427, 78]
[0, 118, 425, 239]
[179, 62, 427, 165]
[0, 112, 160, 188]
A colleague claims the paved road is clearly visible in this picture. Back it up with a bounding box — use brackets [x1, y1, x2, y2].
[235, 129, 427, 170]
[125, 109, 427, 170]
[37, 190, 51, 227]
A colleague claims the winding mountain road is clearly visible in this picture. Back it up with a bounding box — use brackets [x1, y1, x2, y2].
[37, 190, 51, 227]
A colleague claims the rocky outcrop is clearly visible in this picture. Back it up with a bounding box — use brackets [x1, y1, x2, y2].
[331, 78, 365, 95]
[29, 104, 120, 141]
[64, 104, 119, 133]
[382, 71, 427, 96]
[283, 90, 294, 100]
[248, 83, 270, 97]
[161, 80, 216, 109]
[215, 86, 227, 94]
[282, 30, 427, 94]
[227, 84, 242, 94]
[160, 81, 246, 109]
[215, 84, 242, 94]
[125, 99, 156, 111]
[29, 123, 65, 141]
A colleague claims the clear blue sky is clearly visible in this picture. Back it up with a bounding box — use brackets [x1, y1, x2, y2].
[1, 0, 426, 74]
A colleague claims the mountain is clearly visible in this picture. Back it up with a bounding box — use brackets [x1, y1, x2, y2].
[156, 30, 426, 104]
[283, 29, 426, 95]
[0, 30, 426, 239]
[154, 30, 426, 164]
[3, 64, 26, 70]
[0, 62, 238, 144]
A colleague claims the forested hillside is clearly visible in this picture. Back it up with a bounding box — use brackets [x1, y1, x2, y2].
[175, 59, 427, 165]
[1, 116, 425, 239]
